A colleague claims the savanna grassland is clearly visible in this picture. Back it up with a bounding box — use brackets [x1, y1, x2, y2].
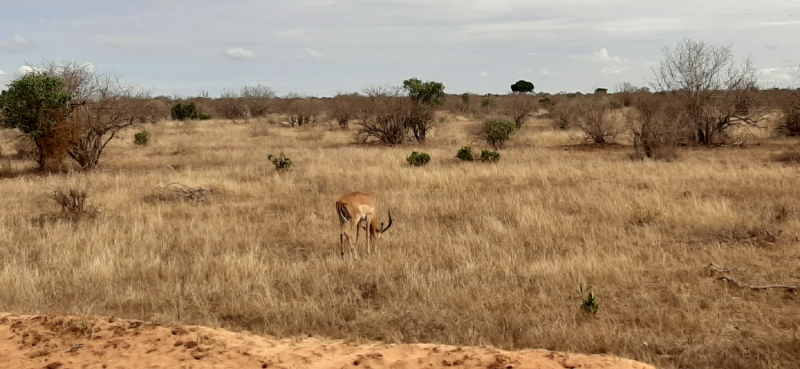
[0, 113, 798, 368]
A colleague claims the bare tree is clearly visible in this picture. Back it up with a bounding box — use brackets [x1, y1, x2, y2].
[649, 39, 763, 145]
[328, 93, 361, 128]
[576, 98, 625, 143]
[355, 86, 415, 144]
[500, 94, 537, 129]
[240, 84, 275, 118]
[626, 94, 688, 160]
[44, 61, 152, 169]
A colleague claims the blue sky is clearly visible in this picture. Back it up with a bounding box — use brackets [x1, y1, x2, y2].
[1, 0, 798, 97]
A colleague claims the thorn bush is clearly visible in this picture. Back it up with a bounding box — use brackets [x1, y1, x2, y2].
[134, 130, 150, 146]
[406, 151, 431, 166]
[456, 146, 474, 161]
[480, 150, 501, 163]
[268, 152, 295, 171]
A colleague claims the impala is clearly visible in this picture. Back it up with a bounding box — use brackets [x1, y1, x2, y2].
[336, 192, 393, 258]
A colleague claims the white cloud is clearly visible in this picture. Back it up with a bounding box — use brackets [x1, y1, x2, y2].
[541, 69, 556, 76]
[572, 48, 628, 63]
[0, 69, 7, 76]
[17, 65, 35, 75]
[601, 66, 627, 74]
[591, 48, 627, 62]
[0, 35, 31, 53]
[480, 71, 488, 78]
[759, 66, 795, 85]
[306, 48, 324, 58]
[224, 47, 255, 59]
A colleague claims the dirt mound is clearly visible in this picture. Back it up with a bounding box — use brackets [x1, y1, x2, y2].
[0, 313, 654, 369]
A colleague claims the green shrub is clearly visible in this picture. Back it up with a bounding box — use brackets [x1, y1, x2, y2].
[480, 96, 497, 108]
[579, 285, 599, 316]
[0, 71, 71, 169]
[482, 118, 517, 149]
[171, 102, 211, 121]
[480, 150, 501, 163]
[406, 151, 431, 166]
[133, 130, 150, 146]
[456, 146, 474, 161]
[267, 152, 294, 171]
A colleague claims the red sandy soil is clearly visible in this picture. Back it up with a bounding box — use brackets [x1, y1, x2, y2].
[0, 313, 655, 369]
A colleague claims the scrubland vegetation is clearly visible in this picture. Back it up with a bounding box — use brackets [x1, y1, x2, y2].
[1, 40, 800, 368]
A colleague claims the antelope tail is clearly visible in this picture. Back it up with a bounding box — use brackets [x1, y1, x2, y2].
[338, 204, 351, 222]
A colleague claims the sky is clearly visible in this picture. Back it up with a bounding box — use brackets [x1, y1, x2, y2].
[0, 0, 799, 97]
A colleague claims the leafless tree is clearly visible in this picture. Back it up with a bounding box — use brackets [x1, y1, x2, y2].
[576, 98, 625, 143]
[649, 39, 763, 145]
[354, 86, 418, 144]
[626, 94, 689, 160]
[44, 61, 152, 169]
[328, 93, 361, 128]
[240, 84, 275, 118]
[548, 96, 579, 130]
[500, 94, 537, 129]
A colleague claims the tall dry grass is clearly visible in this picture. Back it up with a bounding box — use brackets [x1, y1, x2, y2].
[1, 116, 799, 368]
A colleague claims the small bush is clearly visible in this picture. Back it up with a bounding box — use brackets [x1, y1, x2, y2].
[268, 152, 294, 171]
[52, 187, 98, 218]
[480, 150, 501, 163]
[171, 102, 211, 121]
[406, 151, 431, 166]
[456, 146, 474, 161]
[579, 285, 599, 316]
[133, 130, 150, 146]
[777, 97, 800, 137]
[480, 96, 497, 109]
[483, 118, 517, 149]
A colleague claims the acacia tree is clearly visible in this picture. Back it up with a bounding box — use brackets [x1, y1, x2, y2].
[649, 39, 761, 145]
[402, 78, 445, 142]
[511, 80, 534, 94]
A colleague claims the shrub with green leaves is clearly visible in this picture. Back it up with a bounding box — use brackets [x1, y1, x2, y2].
[134, 130, 150, 146]
[406, 151, 431, 166]
[268, 152, 294, 171]
[0, 72, 71, 169]
[171, 102, 211, 121]
[579, 285, 599, 316]
[480, 150, 501, 163]
[456, 146, 474, 161]
[480, 96, 497, 108]
[482, 118, 517, 149]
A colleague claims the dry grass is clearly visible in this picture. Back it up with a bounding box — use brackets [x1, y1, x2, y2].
[1, 117, 799, 368]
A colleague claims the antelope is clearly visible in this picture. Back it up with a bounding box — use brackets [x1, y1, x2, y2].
[336, 192, 393, 258]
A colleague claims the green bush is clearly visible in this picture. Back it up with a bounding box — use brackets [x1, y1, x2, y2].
[579, 285, 599, 316]
[133, 130, 150, 146]
[482, 118, 517, 149]
[267, 152, 294, 171]
[171, 102, 211, 121]
[480, 96, 497, 108]
[480, 150, 501, 163]
[0, 72, 71, 169]
[456, 146, 474, 161]
[406, 151, 431, 166]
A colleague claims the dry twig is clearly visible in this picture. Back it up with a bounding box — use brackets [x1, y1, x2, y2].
[717, 276, 797, 292]
[153, 182, 212, 203]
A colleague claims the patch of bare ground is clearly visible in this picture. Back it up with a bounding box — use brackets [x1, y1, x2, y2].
[0, 313, 654, 369]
